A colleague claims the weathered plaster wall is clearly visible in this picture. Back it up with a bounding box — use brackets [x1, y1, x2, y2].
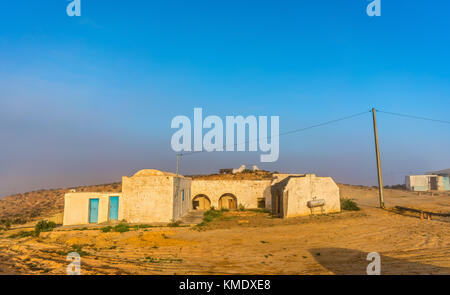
[172, 177, 192, 221]
[405, 175, 430, 191]
[443, 177, 450, 191]
[269, 173, 305, 210]
[191, 179, 272, 209]
[63, 192, 122, 226]
[436, 176, 449, 191]
[121, 175, 175, 223]
[271, 174, 340, 218]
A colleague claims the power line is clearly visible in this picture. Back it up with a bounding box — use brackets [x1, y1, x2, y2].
[178, 109, 448, 159]
[376, 109, 450, 125]
[180, 109, 371, 157]
[277, 110, 371, 137]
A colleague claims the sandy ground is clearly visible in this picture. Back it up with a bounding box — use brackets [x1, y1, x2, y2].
[0, 185, 449, 275]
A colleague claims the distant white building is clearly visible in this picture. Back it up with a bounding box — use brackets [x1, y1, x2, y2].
[405, 174, 450, 192]
[232, 165, 246, 174]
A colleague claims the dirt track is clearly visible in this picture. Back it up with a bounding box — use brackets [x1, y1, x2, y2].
[0, 185, 449, 275]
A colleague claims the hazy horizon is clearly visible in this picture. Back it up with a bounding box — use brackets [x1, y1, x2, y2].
[1, 1, 449, 198]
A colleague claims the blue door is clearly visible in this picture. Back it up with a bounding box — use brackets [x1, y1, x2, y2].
[89, 198, 99, 223]
[109, 196, 119, 221]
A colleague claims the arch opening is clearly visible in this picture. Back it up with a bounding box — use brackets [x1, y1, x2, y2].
[218, 193, 237, 210]
[192, 194, 211, 210]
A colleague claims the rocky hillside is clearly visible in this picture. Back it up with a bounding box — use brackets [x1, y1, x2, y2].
[0, 183, 121, 224]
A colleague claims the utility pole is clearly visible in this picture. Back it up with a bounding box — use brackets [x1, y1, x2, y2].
[372, 108, 385, 208]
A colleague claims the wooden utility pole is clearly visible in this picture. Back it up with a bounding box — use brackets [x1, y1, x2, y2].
[372, 108, 385, 208]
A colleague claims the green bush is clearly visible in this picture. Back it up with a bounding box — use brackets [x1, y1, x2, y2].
[340, 198, 360, 211]
[113, 223, 129, 233]
[101, 226, 112, 233]
[204, 209, 222, 222]
[35, 220, 56, 236]
[197, 209, 224, 227]
[238, 204, 246, 211]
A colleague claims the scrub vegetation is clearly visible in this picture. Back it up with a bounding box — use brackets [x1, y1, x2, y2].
[34, 220, 57, 236]
[113, 223, 129, 233]
[100, 223, 129, 233]
[197, 209, 225, 227]
[340, 198, 360, 211]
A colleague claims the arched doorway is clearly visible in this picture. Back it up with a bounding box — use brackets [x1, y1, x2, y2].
[218, 193, 237, 210]
[192, 194, 211, 210]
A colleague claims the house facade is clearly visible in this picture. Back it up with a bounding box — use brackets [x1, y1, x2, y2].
[63, 169, 341, 226]
[405, 175, 450, 192]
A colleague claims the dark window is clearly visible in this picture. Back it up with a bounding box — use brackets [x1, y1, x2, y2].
[257, 198, 265, 209]
[193, 200, 199, 209]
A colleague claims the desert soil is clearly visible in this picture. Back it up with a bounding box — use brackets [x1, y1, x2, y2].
[0, 184, 449, 275]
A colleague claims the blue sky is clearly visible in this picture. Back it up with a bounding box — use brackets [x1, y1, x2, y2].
[0, 1, 449, 196]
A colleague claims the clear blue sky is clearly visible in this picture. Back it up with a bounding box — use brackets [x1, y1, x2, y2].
[0, 1, 449, 196]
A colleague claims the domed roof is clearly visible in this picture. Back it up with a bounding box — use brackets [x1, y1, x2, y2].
[132, 169, 177, 177]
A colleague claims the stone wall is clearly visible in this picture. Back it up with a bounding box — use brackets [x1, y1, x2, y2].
[172, 177, 192, 221]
